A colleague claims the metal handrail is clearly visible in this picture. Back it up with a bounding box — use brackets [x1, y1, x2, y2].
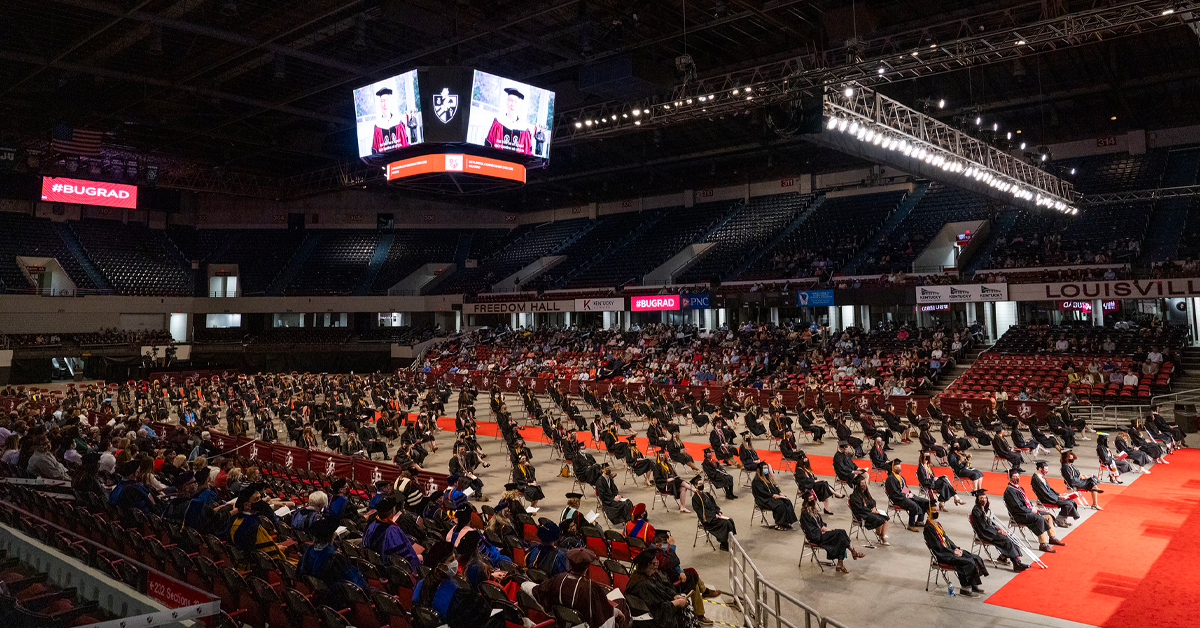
[727, 534, 851, 628]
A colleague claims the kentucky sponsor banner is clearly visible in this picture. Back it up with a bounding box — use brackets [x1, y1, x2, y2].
[915, 283, 1008, 304]
[575, 297, 624, 312]
[796, 289, 835, 307]
[682, 294, 710, 309]
[1008, 277, 1200, 302]
[465, 299, 575, 314]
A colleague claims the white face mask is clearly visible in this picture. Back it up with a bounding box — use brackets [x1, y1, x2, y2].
[446, 560, 458, 573]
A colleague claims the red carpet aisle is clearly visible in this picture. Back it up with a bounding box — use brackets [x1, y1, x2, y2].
[986, 449, 1200, 628]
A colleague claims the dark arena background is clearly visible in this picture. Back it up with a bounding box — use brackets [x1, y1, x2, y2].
[2, 2, 1200, 628]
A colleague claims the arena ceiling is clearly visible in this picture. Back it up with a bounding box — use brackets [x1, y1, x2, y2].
[2, 0, 1199, 209]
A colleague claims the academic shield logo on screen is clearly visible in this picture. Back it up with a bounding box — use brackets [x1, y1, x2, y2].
[433, 88, 458, 123]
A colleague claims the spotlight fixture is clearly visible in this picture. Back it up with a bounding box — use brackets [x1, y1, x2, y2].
[611, 115, 617, 120]
[634, 121, 641, 125]
[1007, 132, 1012, 139]
[1041, 154, 1048, 162]
[993, 123, 998, 131]
[911, 51, 919, 57]
[844, 87, 854, 98]
[877, 67, 885, 75]
[675, 101, 682, 106]
[574, 121, 582, 128]
[1070, 168, 1076, 175]
[1020, 142, 1027, 150]
[686, 99, 692, 104]
[622, 113, 628, 118]
[1016, 39, 1026, 45]
[975, 117, 981, 125]
[663, 104, 670, 109]
[1164, 8, 1176, 15]
[643, 109, 650, 115]
[937, 99, 945, 109]
[632, 109, 641, 116]
[745, 86, 752, 92]
[732, 89, 740, 95]
[827, 116, 839, 130]
[585, 120, 593, 126]
[1110, 115, 1117, 120]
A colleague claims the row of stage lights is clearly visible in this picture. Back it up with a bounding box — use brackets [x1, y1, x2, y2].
[824, 113, 1076, 214]
[572, 86, 759, 129]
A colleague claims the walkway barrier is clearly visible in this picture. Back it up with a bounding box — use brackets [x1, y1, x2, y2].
[727, 534, 851, 628]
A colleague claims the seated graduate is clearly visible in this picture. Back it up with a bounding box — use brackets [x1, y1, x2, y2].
[795, 407, 826, 444]
[666, 432, 700, 473]
[652, 448, 694, 513]
[624, 435, 656, 486]
[751, 463, 798, 531]
[947, 443, 984, 492]
[596, 463, 634, 524]
[968, 489, 1029, 572]
[779, 430, 804, 463]
[701, 447, 738, 500]
[832, 416, 864, 456]
[992, 427, 1026, 473]
[1002, 469, 1067, 553]
[1060, 450, 1104, 510]
[413, 541, 504, 628]
[512, 452, 545, 508]
[226, 484, 287, 562]
[708, 418, 738, 463]
[533, 547, 628, 628]
[848, 475, 890, 546]
[868, 436, 891, 473]
[917, 451, 964, 509]
[1031, 460, 1081, 528]
[691, 475, 737, 551]
[884, 458, 930, 532]
[1096, 432, 1137, 479]
[297, 517, 368, 609]
[793, 450, 843, 515]
[799, 491, 864, 574]
[738, 432, 763, 471]
[925, 504, 989, 597]
[832, 440, 868, 486]
[1114, 430, 1158, 469]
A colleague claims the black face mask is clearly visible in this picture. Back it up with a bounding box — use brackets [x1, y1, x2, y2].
[931, 511, 939, 520]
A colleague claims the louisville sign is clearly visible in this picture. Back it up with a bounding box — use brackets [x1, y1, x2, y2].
[915, 283, 1008, 304]
[1008, 278, 1200, 301]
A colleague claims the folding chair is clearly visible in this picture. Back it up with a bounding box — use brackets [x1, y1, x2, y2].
[798, 541, 829, 572]
[693, 519, 717, 550]
[991, 455, 1011, 473]
[925, 553, 957, 592]
[849, 516, 876, 549]
[650, 488, 679, 513]
[970, 536, 998, 568]
[749, 503, 770, 527]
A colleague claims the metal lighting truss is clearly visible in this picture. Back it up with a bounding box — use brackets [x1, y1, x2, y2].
[822, 84, 1076, 212]
[1084, 184, 1200, 205]
[558, 0, 1199, 141]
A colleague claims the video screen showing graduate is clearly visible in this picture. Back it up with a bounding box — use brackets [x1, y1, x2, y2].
[465, 70, 554, 160]
[353, 70, 423, 160]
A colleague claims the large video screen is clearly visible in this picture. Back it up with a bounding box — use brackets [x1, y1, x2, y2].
[353, 70, 423, 160]
[466, 70, 554, 159]
[41, 176, 137, 209]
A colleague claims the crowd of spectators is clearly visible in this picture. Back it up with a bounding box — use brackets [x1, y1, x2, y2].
[2, 329, 170, 349]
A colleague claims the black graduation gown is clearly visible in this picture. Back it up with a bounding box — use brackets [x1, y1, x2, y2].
[793, 466, 835, 502]
[1002, 484, 1051, 536]
[708, 428, 737, 462]
[702, 459, 735, 497]
[738, 443, 762, 471]
[751, 476, 797, 526]
[596, 476, 632, 524]
[916, 463, 957, 504]
[800, 510, 851, 561]
[652, 460, 684, 499]
[1031, 474, 1078, 520]
[1061, 463, 1100, 491]
[849, 491, 888, 530]
[968, 505, 1021, 560]
[779, 437, 803, 462]
[514, 464, 545, 502]
[692, 492, 736, 545]
[884, 472, 929, 525]
[665, 439, 694, 465]
[832, 451, 864, 484]
[1115, 437, 1153, 465]
[947, 451, 983, 481]
[925, 522, 987, 587]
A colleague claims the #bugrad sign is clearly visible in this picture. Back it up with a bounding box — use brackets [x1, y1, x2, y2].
[631, 295, 680, 311]
[41, 176, 137, 209]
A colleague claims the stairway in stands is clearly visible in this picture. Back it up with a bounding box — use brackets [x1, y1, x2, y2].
[960, 209, 1019, 277]
[841, 182, 929, 275]
[266, 231, 322, 295]
[1135, 147, 1200, 267]
[52, 222, 112, 293]
[355, 234, 394, 295]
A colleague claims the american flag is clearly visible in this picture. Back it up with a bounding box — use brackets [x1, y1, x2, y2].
[50, 124, 103, 156]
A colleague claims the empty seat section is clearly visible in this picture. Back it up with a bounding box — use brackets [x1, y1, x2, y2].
[0, 212, 96, 293]
[286, 231, 381, 295]
[70, 219, 191, 296]
[677, 193, 815, 283]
